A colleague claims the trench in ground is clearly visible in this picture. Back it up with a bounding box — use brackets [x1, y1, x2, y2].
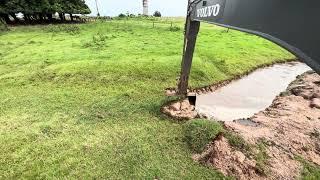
[195, 61, 311, 121]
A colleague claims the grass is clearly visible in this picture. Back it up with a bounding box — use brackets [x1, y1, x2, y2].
[183, 119, 223, 153]
[255, 142, 269, 175]
[44, 24, 81, 35]
[297, 156, 320, 180]
[224, 131, 252, 154]
[0, 18, 294, 179]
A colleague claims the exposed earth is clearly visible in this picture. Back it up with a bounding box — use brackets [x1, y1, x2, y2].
[162, 99, 198, 120]
[165, 71, 320, 179]
[202, 71, 320, 179]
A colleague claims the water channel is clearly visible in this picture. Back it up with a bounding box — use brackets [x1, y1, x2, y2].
[196, 62, 311, 121]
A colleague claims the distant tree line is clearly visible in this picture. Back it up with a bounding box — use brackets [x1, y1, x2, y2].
[0, 0, 91, 24]
[118, 11, 162, 18]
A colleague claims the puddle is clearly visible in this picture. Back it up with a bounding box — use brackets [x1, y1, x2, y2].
[196, 62, 311, 121]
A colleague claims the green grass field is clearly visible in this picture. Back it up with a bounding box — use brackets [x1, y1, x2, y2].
[0, 18, 294, 179]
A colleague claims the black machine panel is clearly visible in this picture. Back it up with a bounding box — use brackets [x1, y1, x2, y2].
[190, 0, 320, 73]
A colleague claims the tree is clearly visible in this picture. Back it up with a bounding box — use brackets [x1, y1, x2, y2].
[118, 13, 126, 18]
[0, 0, 91, 23]
[153, 11, 161, 17]
[0, 0, 15, 23]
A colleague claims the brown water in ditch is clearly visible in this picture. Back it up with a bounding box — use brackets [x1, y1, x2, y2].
[196, 62, 311, 121]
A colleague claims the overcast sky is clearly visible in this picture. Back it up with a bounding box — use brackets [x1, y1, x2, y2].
[85, 0, 188, 17]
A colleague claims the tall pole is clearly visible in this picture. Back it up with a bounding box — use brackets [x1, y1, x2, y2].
[177, 0, 200, 96]
[143, 0, 149, 16]
[95, 0, 100, 17]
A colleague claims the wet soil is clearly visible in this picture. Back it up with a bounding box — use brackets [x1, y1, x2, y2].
[196, 71, 320, 179]
[196, 62, 311, 121]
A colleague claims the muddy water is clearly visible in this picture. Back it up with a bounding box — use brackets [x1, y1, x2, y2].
[196, 62, 311, 121]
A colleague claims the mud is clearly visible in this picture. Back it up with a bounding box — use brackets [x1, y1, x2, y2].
[195, 71, 320, 179]
[163, 61, 306, 121]
[165, 60, 298, 97]
[196, 62, 311, 121]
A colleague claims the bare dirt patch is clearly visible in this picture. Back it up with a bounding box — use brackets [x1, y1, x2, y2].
[193, 134, 264, 180]
[195, 71, 320, 179]
[162, 99, 198, 120]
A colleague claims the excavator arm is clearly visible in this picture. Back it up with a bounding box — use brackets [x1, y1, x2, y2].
[178, 0, 320, 95]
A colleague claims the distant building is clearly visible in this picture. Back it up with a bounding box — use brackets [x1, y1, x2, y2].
[143, 0, 148, 15]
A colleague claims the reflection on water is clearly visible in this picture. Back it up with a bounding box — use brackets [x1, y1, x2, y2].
[196, 62, 311, 121]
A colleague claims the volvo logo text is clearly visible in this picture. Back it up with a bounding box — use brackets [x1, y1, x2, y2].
[197, 4, 220, 18]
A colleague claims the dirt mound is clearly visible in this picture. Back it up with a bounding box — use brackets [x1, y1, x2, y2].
[191, 71, 320, 179]
[193, 134, 265, 180]
[223, 71, 320, 179]
[162, 99, 198, 120]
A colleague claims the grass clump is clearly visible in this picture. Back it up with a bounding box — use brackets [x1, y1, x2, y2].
[255, 142, 269, 175]
[83, 32, 115, 49]
[169, 25, 181, 32]
[45, 24, 80, 35]
[184, 119, 223, 153]
[224, 131, 252, 153]
[296, 156, 320, 180]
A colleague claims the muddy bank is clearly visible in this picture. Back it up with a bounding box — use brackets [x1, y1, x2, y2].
[196, 71, 320, 179]
[161, 60, 306, 120]
[196, 62, 311, 121]
[165, 60, 297, 96]
[193, 134, 264, 180]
